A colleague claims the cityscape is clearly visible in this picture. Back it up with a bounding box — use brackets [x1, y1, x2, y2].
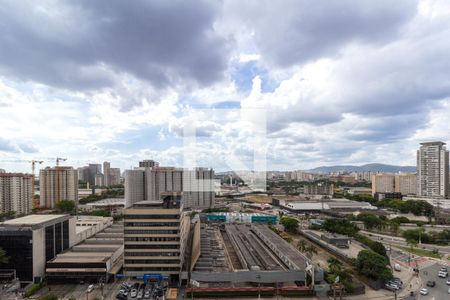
[1, 1, 450, 300]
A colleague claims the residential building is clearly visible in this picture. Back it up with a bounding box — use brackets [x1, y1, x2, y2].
[95, 173, 104, 186]
[394, 173, 417, 196]
[0, 173, 33, 215]
[109, 168, 121, 186]
[139, 160, 158, 168]
[103, 161, 111, 187]
[88, 164, 102, 185]
[125, 166, 215, 209]
[77, 166, 89, 182]
[39, 167, 78, 209]
[123, 195, 190, 282]
[371, 174, 395, 195]
[417, 142, 449, 198]
[0, 214, 75, 283]
[302, 182, 334, 196]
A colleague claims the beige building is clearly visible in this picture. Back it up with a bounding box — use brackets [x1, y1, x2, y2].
[125, 166, 214, 209]
[417, 142, 449, 198]
[39, 167, 78, 208]
[109, 168, 121, 186]
[123, 195, 190, 281]
[371, 174, 395, 195]
[395, 174, 417, 196]
[0, 173, 33, 215]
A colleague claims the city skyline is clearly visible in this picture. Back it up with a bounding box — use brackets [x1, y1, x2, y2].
[1, 1, 450, 173]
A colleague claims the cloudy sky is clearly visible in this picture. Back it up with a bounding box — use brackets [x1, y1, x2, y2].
[1, 0, 450, 173]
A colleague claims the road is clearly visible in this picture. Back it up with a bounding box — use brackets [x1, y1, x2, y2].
[417, 262, 450, 300]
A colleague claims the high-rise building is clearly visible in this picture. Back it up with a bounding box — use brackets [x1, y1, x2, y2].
[39, 167, 78, 208]
[103, 161, 111, 187]
[0, 173, 33, 215]
[0, 169, 5, 173]
[125, 166, 215, 209]
[417, 142, 449, 198]
[139, 160, 158, 168]
[371, 174, 395, 195]
[123, 195, 190, 281]
[395, 173, 417, 196]
[95, 173, 104, 187]
[109, 168, 121, 186]
[77, 166, 89, 182]
[87, 164, 102, 185]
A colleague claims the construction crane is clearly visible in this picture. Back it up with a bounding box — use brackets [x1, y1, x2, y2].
[31, 160, 44, 176]
[55, 157, 67, 166]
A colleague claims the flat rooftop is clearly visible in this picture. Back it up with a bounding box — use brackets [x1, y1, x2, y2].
[1, 214, 68, 226]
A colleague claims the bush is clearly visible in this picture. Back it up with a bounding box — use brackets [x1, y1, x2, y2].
[280, 217, 299, 232]
[40, 293, 58, 300]
[355, 250, 392, 282]
[24, 282, 44, 297]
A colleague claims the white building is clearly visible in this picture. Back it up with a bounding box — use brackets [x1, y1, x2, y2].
[395, 173, 417, 196]
[39, 167, 78, 208]
[417, 142, 449, 198]
[0, 173, 34, 215]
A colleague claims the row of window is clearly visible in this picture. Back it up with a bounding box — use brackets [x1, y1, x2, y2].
[125, 252, 180, 257]
[125, 259, 180, 265]
[124, 222, 179, 227]
[125, 237, 180, 242]
[125, 267, 179, 272]
[124, 230, 179, 235]
[124, 215, 180, 219]
[125, 244, 179, 249]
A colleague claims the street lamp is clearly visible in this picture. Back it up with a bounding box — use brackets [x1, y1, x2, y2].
[256, 274, 261, 299]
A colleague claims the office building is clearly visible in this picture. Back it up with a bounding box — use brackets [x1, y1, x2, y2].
[0, 214, 75, 283]
[395, 173, 417, 196]
[39, 167, 78, 209]
[95, 173, 105, 186]
[139, 160, 158, 168]
[125, 166, 215, 209]
[123, 195, 190, 282]
[371, 174, 395, 195]
[0, 173, 33, 215]
[77, 166, 89, 183]
[417, 142, 449, 198]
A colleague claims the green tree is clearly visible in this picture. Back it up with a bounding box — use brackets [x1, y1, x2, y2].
[0, 247, 9, 264]
[39, 293, 58, 300]
[356, 213, 384, 230]
[323, 218, 359, 236]
[306, 245, 318, 258]
[55, 200, 75, 213]
[370, 241, 388, 259]
[297, 240, 308, 252]
[355, 250, 392, 282]
[327, 257, 343, 274]
[280, 217, 299, 232]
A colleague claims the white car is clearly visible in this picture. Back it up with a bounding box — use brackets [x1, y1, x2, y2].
[448, 287, 450, 294]
[87, 284, 94, 293]
[446, 279, 450, 285]
[420, 288, 429, 295]
[439, 271, 448, 278]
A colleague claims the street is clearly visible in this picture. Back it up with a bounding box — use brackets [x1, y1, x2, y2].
[417, 262, 450, 300]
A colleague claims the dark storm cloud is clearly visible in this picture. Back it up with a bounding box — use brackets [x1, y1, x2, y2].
[231, 0, 418, 67]
[0, 0, 229, 91]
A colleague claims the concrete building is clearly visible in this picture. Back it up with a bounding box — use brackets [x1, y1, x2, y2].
[395, 173, 417, 196]
[302, 183, 334, 196]
[371, 174, 395, 195]
[77, 166, 89, 183]
[139, 160, 158, 168]
[417, 142, 449, 198]
[88, 164, 102, 185]
[0, 214, 75, 283]
[103, 161, 111, 187]
[95, 173, 104, 187]
[39, 167, 78, 209]
[109, 168, 121, 186]
[125, 166, 215, 209]
[123, 195, 190, 282]
[0, 173, 33, 215]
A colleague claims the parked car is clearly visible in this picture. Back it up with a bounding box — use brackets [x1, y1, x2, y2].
[426, 281, 436, 287]
[87, 284, 94, 293]
[446, 279, 450, 285]
[116, 293, 127, 300]
[420, 288, 429, 295]
[439, 271, 448, 278]
[130, 288, 138, 298]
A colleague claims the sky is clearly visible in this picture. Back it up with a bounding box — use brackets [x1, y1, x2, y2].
[1, 0, 450, 173]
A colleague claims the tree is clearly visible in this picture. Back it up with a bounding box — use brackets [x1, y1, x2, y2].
[40, 294, 58, 300]
[355, 250, 392, 282]
[323, 218, 359, 236]
[280, 217, 299, 232]
[0, 247, 9, 264]
[55, 200, 75, 213]
[370, 241, 388, 259]
[306, 245, 318, 258]
[297, 240, 308, 252]
[327, 257, 343, 274]
[356, 213, 384, 230]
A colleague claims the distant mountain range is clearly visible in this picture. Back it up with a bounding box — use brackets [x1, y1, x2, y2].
[308, 163, 416, 173]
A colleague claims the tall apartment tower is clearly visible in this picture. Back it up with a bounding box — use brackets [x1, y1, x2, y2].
[39, 167, 78, 208]
[0, 173, 33, 215]
[123, 195, 190, 281]
[103, 161, 111, 187]
[417, 142, 449, 198]
[125, 166, 215, 209]
[109, 168, 121, 186]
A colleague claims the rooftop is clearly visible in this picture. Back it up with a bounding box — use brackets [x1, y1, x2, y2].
[1, 214, 68, 226]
